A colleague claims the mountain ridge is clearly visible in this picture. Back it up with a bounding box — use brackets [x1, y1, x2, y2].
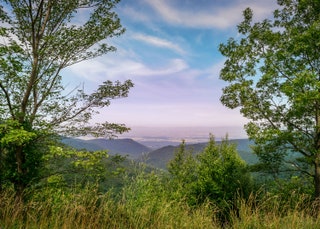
[61, 137, 257, 169]
[144, 139, 257, 169]
[61, 137, 151, 159]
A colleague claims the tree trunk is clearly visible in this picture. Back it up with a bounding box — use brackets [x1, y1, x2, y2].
[315, 111, 320, 200]
[0, 148, 3, 192]
[15, 146, 26, 197]
[313, 154, 320, 213]
[315, 159, 320, 199]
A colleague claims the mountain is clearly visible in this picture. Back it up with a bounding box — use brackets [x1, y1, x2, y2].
[61, 137, 257, 169]
[61, 137, 151, 159]
[144, 139, 258, 169]
[141, 143, 204, 169]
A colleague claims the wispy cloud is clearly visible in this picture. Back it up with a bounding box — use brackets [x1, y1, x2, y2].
[132, 33, 186, 55]
[67, 54, 189, 83]
[143, 0, 277, 29]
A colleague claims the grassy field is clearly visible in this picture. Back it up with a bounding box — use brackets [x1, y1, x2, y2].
[1, 186, 320, 229]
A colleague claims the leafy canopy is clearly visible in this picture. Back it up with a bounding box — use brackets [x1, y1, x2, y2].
[168, 136, 252, 207]
[0, 0, 133, 136]
[219, 0, 320, 196]
[0, 0, 133, 194]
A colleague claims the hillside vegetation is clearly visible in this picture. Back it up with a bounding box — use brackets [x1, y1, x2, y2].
[62, 137, 151, 159]
[146, 139, 257, 169]
[62, 137, 258, 169]
[1, 136, 319, 228]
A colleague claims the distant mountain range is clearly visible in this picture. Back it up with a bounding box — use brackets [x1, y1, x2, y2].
[61, 137, 151, 159]
[61, 137, 258, 169]
[144, 139, 258, 169]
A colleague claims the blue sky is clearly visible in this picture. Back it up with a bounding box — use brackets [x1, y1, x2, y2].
[64, 0, 278, 140]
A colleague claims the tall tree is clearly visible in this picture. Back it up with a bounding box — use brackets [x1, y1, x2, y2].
[0, 0, 133, 194]
[219, 0, 320, 198]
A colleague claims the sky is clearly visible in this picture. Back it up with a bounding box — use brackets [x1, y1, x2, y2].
[63, 0, 279, 141]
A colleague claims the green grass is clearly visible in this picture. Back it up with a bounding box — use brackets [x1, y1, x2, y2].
[0, 187, 216, 229]
[1, 186, 320, 229]
[230, 193, 320, 229]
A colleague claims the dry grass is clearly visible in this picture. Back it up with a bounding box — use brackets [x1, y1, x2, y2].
[229, 193, 320, 229]
[0, 188, 217, 229]
[1, 187, 320, 229]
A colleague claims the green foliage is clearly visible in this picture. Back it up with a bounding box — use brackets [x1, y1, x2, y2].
[267, 176, 313, 206]
[219, 0, 320, 197]
[167, 135, 253, 218]
[0, 120, 36, 146]
[120, 163, 217, 228]
[0, 183, 218, 229]
[0, 120, 51, 192]
[40, 144, 129, 194]
[195, 136, 253, 205]
[1, 164, 319, 229]
[122, 169, 167, 216]
[0, 0, 133, 194]
[167, 140, 198, 202]
[44, 146, 108, 184]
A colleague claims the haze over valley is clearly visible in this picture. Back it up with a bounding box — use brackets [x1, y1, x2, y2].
[119, 125, 248, 148]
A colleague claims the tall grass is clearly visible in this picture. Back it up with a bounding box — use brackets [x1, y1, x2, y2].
[229, 192, 320, 229]
[1, 182, 320, 228]
[0, 187, 217, 229]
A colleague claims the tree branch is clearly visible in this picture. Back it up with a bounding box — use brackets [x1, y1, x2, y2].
[0, 81, 15, 119]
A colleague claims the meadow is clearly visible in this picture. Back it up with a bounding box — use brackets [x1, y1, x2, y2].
[1, 178, 320, 229]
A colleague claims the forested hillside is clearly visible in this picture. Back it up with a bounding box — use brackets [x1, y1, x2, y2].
[145, 139, 257, 169]
[61, 137, 151, 159]
[61, 137, 258, 169]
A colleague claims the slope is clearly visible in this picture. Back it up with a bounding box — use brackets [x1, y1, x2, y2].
[61, 137, 151, 159]
[145, 139, 257, 169]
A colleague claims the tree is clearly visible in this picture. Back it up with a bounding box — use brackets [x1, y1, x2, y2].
[219, 0, 320, 198]
[167, 140, 195, 182]
[167, 140, 198, 204]
[0, 0, 133, 195]
[195, 136, 252, 206]
[167, 136, 252, 208]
